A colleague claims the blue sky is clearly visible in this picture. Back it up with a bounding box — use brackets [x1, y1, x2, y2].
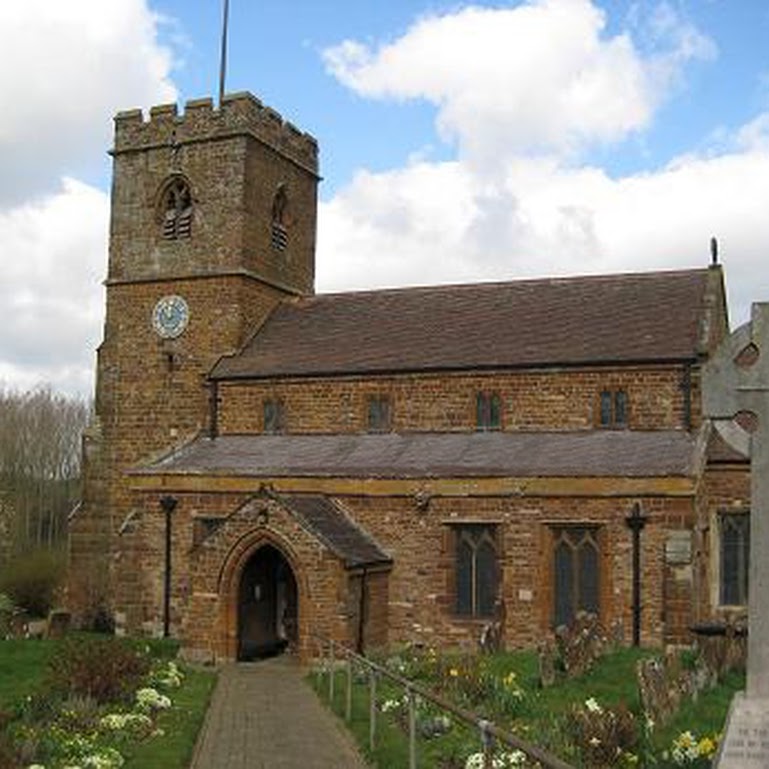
[1, 0, 769, 396]
[154, 0, 769, 188]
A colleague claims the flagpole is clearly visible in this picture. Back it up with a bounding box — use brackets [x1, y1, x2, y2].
[218, 0, 230, 105]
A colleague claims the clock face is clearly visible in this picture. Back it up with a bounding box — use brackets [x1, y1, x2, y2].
[152, 295, 189, 339]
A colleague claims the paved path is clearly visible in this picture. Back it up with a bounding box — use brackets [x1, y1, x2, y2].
[190, 656, 370, 769]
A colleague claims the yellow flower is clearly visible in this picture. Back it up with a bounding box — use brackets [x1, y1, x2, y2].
[449, 668, 459, 677]
[698, 736, 716, 757]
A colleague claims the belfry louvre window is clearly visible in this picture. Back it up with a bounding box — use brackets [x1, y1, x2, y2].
[263, 398, 285, 434]
[552, 526, 600, 628]
[599, 389, 628, 428]
[720, 512, 750, 606]
[455, 524, 499, 618]
[271, 184, 289, 251]
[160, 177, 193, 240]
[476, 391, 502, 431]
[367, 395, 391, 432]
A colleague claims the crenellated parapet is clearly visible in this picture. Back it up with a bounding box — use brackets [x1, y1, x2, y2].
[113, 91, 318, 174]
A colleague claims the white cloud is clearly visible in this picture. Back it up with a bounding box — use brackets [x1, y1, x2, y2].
[0, 0, 176, 205]
[0, 179, 108, 396]
[317, 141, 769, 329]
[0, 0, 177, 396]
[318, 1, 765, 328]
[323, 0, 714, 166]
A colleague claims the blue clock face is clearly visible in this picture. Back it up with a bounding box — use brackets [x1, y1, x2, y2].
[152, 295, 189, 339]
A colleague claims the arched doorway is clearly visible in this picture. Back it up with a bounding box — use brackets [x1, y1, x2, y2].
[237, 544, 298, 660]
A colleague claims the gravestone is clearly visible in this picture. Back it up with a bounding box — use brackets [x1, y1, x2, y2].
[702, 303, 769, 767]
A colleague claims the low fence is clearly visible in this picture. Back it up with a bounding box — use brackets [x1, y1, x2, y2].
[311, 635, 574, 769]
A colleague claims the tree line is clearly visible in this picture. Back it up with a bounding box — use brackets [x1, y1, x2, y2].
[0, 386, 90, 557]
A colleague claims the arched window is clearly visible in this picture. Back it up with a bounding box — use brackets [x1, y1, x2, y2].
[552, 526, 601, 628]
[455, 524, 498, 617]
[159, 177, 193, 240]
[271, 184, 289, 251]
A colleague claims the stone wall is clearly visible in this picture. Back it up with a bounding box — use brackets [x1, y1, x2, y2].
[217, 364, 695, 434]
[111, 484, 698, 657]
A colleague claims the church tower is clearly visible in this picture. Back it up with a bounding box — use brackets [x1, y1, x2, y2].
[70, 93, 319, 623]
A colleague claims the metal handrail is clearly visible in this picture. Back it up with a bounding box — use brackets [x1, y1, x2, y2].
[311, 634, 574, 769]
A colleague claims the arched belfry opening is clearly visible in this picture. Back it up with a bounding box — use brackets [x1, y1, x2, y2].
[237, 544, 298, 660]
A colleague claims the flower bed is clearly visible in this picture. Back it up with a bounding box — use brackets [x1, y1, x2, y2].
[0, 637, 215, 769]
[316, 645, 742, 768]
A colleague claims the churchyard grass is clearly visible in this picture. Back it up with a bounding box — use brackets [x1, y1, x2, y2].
[0, 639, 58, 708]
[0, 635, 216, 769]
[314, 646, 743, 768]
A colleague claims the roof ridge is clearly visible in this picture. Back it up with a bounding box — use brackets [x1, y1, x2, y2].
[305, 266, 711, 303]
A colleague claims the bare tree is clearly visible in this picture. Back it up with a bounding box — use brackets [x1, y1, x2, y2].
[0, 385, 90, 555]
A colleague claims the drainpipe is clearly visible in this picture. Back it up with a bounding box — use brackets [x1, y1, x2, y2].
[356, 567, 368, 654]
[209, 380, 219, 439]
[680, 364, 693, 430]
[160, 495, 178, 638]
[625, 502, 648, 646]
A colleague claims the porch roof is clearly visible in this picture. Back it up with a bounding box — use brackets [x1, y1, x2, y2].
[277, 493, 391, 569]
[141, 430, 698, 479]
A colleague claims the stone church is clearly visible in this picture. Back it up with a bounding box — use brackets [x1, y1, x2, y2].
[68, 92, 750, 663]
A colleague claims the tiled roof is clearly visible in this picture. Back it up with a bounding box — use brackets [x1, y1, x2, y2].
[212, 268, 714, 379]
[143, 430, 698, 479]
[278, 493, 391, 569]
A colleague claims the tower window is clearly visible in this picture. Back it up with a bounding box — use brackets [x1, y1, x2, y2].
[271, 184, 289, 252]
[263, 398, 285, 434]
[366, 395, 391, 432]
[159, 177, 193, 240]
[599, 389, 628, 428]
[455, 524, 499, 617]
[720, 512, 749, 606]
[476, 391, 502, 431]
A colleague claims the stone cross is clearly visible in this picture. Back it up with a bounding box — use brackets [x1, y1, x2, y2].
[703, 303, 769, 767]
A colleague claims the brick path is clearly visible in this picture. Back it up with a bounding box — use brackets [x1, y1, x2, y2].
[189, 656, 370, 769]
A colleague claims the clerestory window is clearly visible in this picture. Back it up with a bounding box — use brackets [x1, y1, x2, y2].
[263, 398, 285, 434]
[366, 395, 391, 432]
[599, 389, 628, 428]
[476, 391, 502, 431]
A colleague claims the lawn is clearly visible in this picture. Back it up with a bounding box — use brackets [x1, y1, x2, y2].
[0, 636, 216, 769]
[0, 639, 58, 708]
[313, 645, 743, 768]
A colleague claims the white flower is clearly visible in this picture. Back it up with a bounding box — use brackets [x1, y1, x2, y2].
[100, 712, 152, 731]
[584, 697, 603, 714]
[136, 687, 172, 711]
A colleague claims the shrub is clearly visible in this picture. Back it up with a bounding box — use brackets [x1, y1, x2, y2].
[0, 593, 15, 638]
[0, 550, 65, 618]
[47, 637, 151, 704]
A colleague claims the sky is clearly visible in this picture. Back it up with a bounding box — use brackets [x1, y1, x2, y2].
[1, 0, 769, 398]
